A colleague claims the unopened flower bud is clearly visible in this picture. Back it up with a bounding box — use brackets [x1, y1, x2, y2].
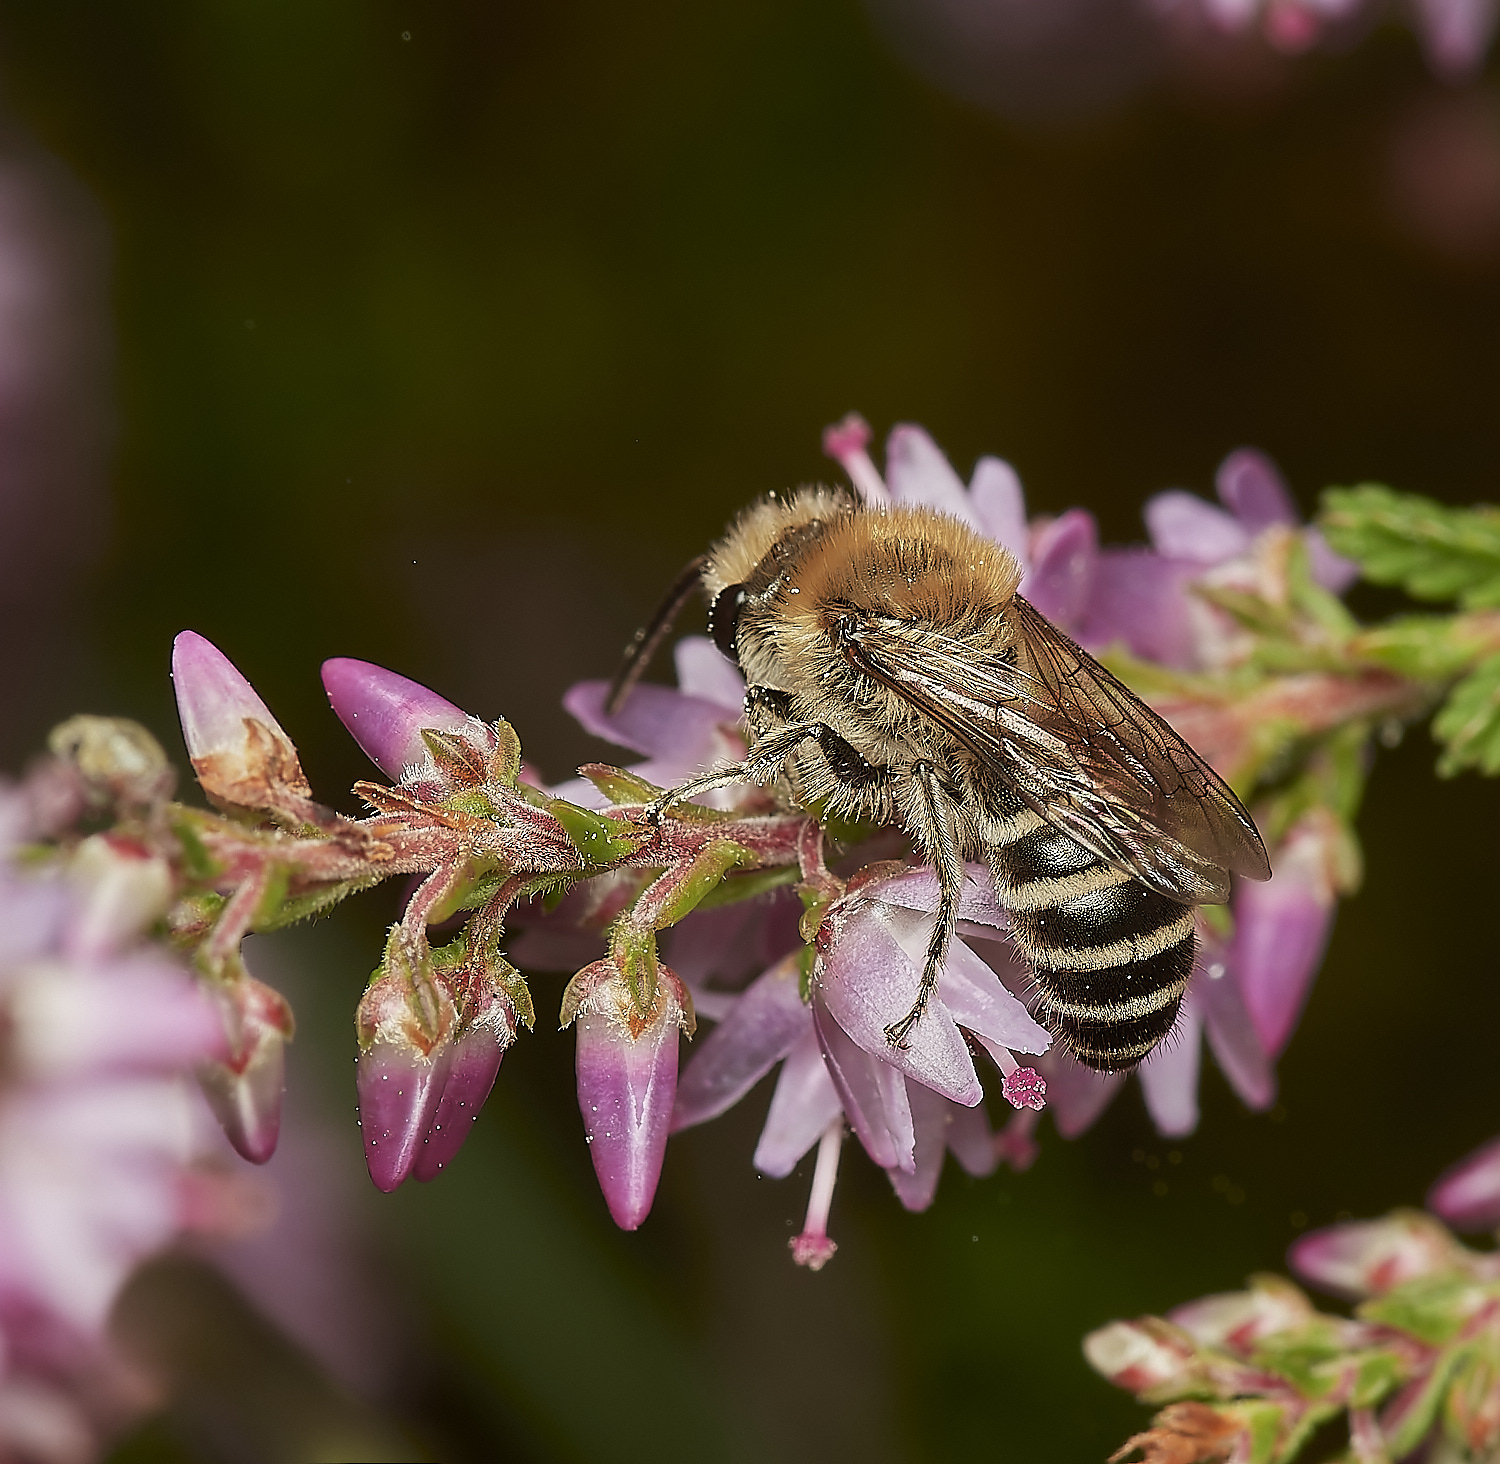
[198, 976, 295, 1165]
[413, 999, 516, 1182]
[1083, 1317, 1199, 1394]
[355, 960, 459, 1192]
[321, 657, 484, 785]
[1290, 1210, 1464, 1299]
[172, 632, 310, 809]
[1430, 1136, 1500, 1232]
[564, 960, 692, 1230]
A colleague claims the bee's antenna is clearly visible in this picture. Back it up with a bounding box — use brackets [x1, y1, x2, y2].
[605, 555, 709, 716]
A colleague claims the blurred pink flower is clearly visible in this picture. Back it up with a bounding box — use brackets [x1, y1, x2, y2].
[1289, 1210, 1479, 1299]
[0, 810, 226, 1458]
[1429, 1134, 1500, 1232]
[1155, 0, 1498, 76]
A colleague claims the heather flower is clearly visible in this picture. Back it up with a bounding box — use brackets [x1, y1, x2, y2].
[555, 636, 748, 809]
[0, 812, 228, 1461]
[354, 939, 519, 1193]
[1429, 1134, 1500, 1232]
[0, 834, 222, 1335]
[563, 960, 693, 1230]
[322, 655, 493, 789]
[1153, 0, 1498, 77]
[673, 866, 1047, 1257]
[171, 631, 311, 813]
[1289, 1210, 1472, 1300]
[818, 420, 1352, 1141]
[196, 969, 295, 1165]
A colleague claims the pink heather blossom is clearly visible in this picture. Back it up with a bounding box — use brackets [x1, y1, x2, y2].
[412, 1006, 514, 1182]
[1082, 1318, 1200, 1393]
[557, 417, 1357, 1239]
[171, 631, 310, 809]
[321, 656, 490, 786]
[1168, 1276, 1316, 1351]
[818, 420, 1351, 1140]
[1153, 0, 1498, 77]
[1289, 1211, 1475, 1300]
[566, 961, 693, 1231]
[0, 811, 226, 1457]
[354, 962, 517, 1194]
[673, 867, 1047, 1255]
[1428, 1135, 1500, 1232]
[555, 636, 748, 809]
[196, 969, 295, 1165]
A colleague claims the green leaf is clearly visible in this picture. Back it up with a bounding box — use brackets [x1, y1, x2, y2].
[640, 840, 753, 928]
[1352, 615, 1480, 680]
[1285, 534, 1359, 640]
[1320, 486, 1500, 607]
[1432, 653, 1500, 776]
[548, 798, 649, 866]
[579, 764, 663, 804]
[489, 717, 523, 787]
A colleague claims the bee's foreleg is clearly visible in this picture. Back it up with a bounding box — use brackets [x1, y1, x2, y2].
[644, 721, 831, 821]
[885, 762, 961, 1050]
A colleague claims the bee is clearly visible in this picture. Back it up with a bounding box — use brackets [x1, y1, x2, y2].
[607, 487, 1271, 1071]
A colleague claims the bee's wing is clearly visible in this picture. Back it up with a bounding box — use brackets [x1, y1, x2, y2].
[836, 596, 1270, 904]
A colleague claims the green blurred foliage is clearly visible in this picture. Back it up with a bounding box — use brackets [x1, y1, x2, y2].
[0, 0, 1496, 1460]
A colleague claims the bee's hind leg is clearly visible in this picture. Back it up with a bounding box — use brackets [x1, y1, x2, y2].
[885, 762, 962, 1050]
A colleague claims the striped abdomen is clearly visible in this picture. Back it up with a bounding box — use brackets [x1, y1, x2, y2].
[991, 817, 1197, 1072]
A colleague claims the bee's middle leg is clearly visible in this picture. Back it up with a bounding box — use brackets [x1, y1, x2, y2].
[885, 761, 961, 1050]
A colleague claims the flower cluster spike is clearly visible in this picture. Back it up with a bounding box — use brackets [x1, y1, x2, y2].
[24, 408, 1500, 1281]
[1089, 1209, 1500, 1463]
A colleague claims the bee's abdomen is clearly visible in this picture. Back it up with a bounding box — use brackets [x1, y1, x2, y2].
[995, 822, 1196, 1072]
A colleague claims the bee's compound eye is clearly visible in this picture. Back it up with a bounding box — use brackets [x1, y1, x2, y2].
[709, 583, 748, 664]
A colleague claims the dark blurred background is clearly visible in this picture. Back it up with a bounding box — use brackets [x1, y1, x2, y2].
[0, 1, 1496, 1459]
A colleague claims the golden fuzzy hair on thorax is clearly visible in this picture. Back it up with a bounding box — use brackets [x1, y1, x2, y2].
[703, 486, 855, 597]
[706, 486, 1023, 625]
[789, 505, 1023, 627]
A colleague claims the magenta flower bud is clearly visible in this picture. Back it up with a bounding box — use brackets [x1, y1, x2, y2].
[354, 963, 458, 1192]
[1083, 1318, 1198, 1393]
[565, 960, 692, 1231]
[198, 977, 295, 1164]
[357, 1039, 454, 1192]
[1289, 1211, 1463, 1300]
[413, 1003, 516, 1182]
[320, 657, 479, 782]
[1429, 1135, 1500, 1231]
[171, 631, 310, 806]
